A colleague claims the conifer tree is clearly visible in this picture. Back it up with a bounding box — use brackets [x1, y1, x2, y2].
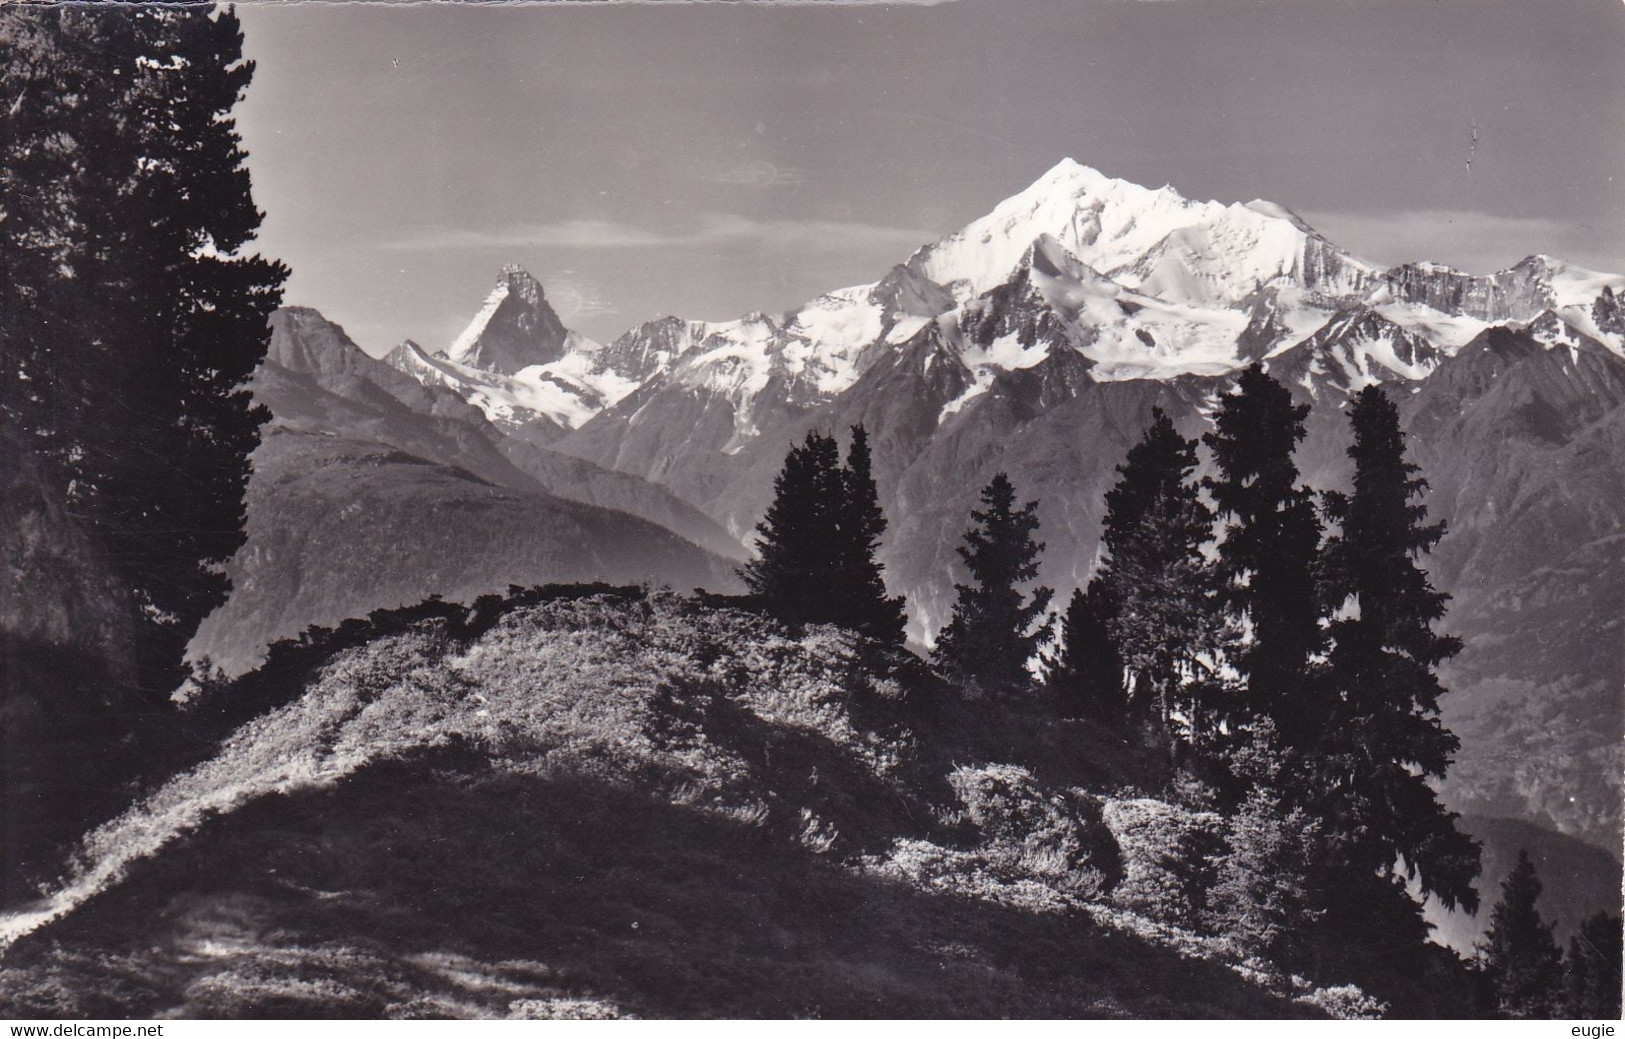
[742, 425, 907, 644]
[1207, 720, 1323, 970]
[741, 431, 845, 624]
[1202, 363, 1325, 743]
[1478, 850, 1564, 1018]
[0, 4, 287, 698]
[1320, 869, 1445, 1011]
[833, 425, 907, 646]
[1315, 386, 1480, 913]
[1045, 579, 1124, 719]
[1564, 911, 1623, 1019]
[1096, 408, 1219, 750]
[933, 473, 1053, 694]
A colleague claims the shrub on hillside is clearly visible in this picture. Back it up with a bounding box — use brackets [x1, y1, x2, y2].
[1294, 983, 1387, 1020]
[1206, 785, 1322, 970]
[1102, 797, 1223, 929]
[945, 764, 1118, 898]
[11, 590, 940, 953]
[861, 764, 1123, 913]
[507, 997, 626, 1020]
[867, 839, 1079, 914]
[183, 584, 645, 735]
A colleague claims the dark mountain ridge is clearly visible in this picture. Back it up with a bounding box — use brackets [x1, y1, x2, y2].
[190, 308, 744, 674]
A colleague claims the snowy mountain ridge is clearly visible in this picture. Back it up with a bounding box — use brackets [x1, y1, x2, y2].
[905, 158, 1377, 309]
[385, 158, 1625, 434]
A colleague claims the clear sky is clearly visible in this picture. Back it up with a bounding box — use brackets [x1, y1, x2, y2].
[234, 0, 1625, 354]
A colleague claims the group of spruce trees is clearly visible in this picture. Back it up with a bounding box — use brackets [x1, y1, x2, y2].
[1049, 369, 1484, 991]
[742, 365, 1620, 1015]
[740, 426, 908, 646]
[1478, 850, 1623, 1018]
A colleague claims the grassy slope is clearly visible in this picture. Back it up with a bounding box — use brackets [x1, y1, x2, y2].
[0, 594, 1328, 1019]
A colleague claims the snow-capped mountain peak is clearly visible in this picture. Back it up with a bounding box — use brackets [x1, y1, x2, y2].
[904, 158, 1376, 312]
[1269, 305, 1444, 398]
[904, 158, 1168, 302]
[439, 264, 571, 375]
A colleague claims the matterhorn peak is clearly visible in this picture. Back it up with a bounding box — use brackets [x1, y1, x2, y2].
[439, 264, 570, 375]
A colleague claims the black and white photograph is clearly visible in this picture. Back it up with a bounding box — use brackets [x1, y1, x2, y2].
[1, 0, 1622, 1022]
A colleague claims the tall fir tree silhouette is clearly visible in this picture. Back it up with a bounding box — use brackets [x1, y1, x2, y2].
[1478, 850, 1564, 1018]
[742, 426, 905, 645]
[1096, 408, 1219, 752]
[1044, 579, 1124, 719]
[0, 4, 287, 698]
[933, 473, 1053, 694]
[1203, 363, 1325, 744]
[833, 425, 907, 646]
[1316, 386, 1479, 914]
[741, 431, 845, 625]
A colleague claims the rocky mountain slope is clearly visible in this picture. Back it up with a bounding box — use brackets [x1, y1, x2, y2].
[189, 432, 736, 676]
[3, 591, 1385, 1019]
[371, 161, 1623, 865]
[258, 307, 742, 560]
[189, 309, 741, 674]
[1397, 328, 1625, 851]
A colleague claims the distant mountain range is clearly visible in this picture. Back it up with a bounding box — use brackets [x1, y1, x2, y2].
[205, 159, 1625, 867]
[384, 160, 1623, 453]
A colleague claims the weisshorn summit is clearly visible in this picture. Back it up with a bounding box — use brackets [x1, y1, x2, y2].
[377, 159, 1623, 855]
